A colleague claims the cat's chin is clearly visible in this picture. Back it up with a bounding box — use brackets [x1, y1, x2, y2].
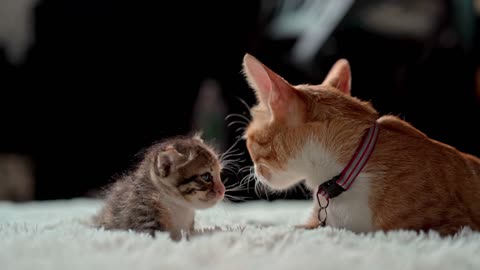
[256, 174, 302, 191]
[254, 164, 303, 190]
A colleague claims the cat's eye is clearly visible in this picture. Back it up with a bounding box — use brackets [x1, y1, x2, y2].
[200, 173, 212, 182]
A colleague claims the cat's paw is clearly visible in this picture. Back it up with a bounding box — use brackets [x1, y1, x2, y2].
[295, 224, 320, 230]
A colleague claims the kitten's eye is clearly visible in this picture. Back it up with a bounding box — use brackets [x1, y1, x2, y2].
[200, 173, 212, 182]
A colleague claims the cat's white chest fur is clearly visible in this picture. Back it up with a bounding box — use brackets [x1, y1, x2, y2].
[315, 174, 373, 232]
[286, 139, 374, 233]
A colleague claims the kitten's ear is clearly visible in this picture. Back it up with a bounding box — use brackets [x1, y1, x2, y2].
[242, 53, 300, 123]
[156, 145, 186, 178]
[192, 132, 204, 143]
[322, 59, 351, 95]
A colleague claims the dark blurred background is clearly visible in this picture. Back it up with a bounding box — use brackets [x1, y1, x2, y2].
[1, 0, 479, 202]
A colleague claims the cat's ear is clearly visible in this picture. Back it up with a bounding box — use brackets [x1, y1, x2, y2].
[156, 145, 186, 178]
[242, 53, 299, 123]
[322, 59, 351, 95]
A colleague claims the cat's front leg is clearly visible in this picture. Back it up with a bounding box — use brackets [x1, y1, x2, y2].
[295, 201, 320, 230]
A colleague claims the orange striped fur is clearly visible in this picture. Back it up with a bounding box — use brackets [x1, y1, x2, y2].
[242, 54, 480, 236]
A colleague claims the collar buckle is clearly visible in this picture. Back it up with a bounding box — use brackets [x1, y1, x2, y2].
[319, 175, 345, 199]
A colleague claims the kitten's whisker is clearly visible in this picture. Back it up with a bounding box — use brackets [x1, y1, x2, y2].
[224, 193, 249, 199]
[220, 153, 242, 161]
[221, 152, 245, 161]
[224, 194, 249, 200]
[226, 187, 250, 193]
[225, 182, 249, 190]
[223, 196, 247, 202]
[221, 155, 243, 163]
[222, 163, 243, 172]
[221, 160, 243, 172]
[222, 197, 233, 203]
[219, 149, 238, 161]
[224, 182, 243, 190]
[224, 192, 250, 199]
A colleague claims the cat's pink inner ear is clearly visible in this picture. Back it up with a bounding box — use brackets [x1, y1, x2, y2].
[243, 54, 272, 104]
[323, 59, 351, 95]
[243, 53, 299, 123]
[267, 73, 295, 122]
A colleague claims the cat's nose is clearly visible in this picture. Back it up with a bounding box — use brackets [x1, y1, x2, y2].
[214, 184, 225, 197]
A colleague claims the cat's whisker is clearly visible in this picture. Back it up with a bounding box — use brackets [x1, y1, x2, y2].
[225, 113, 250, 123]
[238, 166, 252, 174]
[234, 96, 252, 117]
[254, 180, 261, 198]
[234, 165, 254, 193]
[223, 194, 248, 202]
[222, 168, 236, 176]
[235, 127, 246, 134]
[263, 184, 270, 201]
[227, 120, 248, 128]
[235, 135, 246, 142]
[299, 182, 310, 198]
[219, 137, 245, 161]
[221, 159, 243, 173]
[221, 161, 241, 169]
[222, 163, 243, 172]
[239, 170, 255, 187]
[257, 162, 272, 170]
[220, 152, 245, 162]
[247, 166, 256, 191]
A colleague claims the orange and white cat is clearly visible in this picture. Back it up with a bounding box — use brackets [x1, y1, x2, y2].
[242, 53, 480, 236]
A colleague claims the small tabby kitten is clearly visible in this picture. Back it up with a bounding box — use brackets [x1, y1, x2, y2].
[93, 134, 225, 240]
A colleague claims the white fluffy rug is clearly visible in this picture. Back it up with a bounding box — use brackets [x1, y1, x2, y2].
[1, 198, 479, 270]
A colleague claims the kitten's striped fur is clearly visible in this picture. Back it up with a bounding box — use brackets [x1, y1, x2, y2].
[94, 135, 225, 240]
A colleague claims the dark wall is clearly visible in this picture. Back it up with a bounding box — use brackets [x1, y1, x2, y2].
[1, 1, 479, 201]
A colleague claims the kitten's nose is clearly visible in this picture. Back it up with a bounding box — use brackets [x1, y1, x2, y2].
[214, 184, 225, 197]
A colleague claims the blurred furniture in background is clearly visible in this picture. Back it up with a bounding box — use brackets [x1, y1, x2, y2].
[0, 154, 34, 201]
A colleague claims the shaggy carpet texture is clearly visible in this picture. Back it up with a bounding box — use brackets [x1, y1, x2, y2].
[1, 198, 479, 270]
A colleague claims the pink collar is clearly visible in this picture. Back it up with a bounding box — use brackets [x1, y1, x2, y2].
[316, 122, 379, 226]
